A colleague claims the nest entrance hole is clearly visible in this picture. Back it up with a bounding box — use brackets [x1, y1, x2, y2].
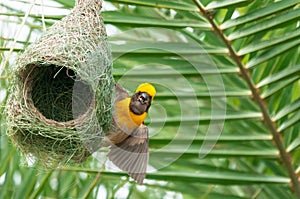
[27, 64, 94, 122]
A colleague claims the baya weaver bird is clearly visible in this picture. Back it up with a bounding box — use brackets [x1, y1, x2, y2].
[102, 82, 156, 184]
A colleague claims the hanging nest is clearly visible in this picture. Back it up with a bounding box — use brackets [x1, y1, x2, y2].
[6, 0, 113, 164]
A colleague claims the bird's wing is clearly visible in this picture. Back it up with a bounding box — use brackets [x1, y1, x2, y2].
[114, 83, 130, 102]
[107, 124, 149, 184]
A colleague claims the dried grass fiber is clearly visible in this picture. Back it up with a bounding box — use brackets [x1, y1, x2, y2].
[6, 0, 113, 164]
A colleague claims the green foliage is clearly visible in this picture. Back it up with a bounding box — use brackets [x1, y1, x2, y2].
[1, 0, 300, 198]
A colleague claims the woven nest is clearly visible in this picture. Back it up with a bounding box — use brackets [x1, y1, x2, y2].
[6, 0, 113, 164]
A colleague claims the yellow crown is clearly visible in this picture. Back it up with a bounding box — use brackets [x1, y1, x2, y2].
[135, 83, 156, 98]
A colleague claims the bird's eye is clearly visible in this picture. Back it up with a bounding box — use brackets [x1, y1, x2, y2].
[138, 93, 150, 105]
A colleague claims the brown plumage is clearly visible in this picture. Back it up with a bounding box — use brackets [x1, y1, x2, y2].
[103, 83, 156, 184]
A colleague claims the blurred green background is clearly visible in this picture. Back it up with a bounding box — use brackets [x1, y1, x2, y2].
[1, 0, 300, 198]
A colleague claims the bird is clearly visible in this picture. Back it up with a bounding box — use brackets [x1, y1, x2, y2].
[102, 82, 156, 184]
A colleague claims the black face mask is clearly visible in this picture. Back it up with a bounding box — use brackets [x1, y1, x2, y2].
[138, 92, 150, 105]
[130, 92, 152, 115]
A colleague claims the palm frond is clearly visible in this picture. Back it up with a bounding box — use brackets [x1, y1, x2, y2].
[1, 0, 300, 198]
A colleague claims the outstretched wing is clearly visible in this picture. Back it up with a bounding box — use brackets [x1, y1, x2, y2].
[107, 124, 149, 184]
[114, 83, 129, 103]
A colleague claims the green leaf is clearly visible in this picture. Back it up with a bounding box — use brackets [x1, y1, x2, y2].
[273, 99, 300, 121]
[103, 11, 211, 29]
[278, 110, 300, 132]
[107, 0, 198, 11]
[15, 169, 37, 199]
[257, 65, 300, 88]
[113, 67, 238, 77]
[0, 12, 64, 20]
[246, 40, 300, 69]
[205, 0, 251, 10]
[262, 185, 298, 199]
[238, 29, 300, 56]
[59, 167, 290, 185]
[29, 171, 53, 199]
[137, 90, 249, 99]
[0, 147, 15, 177]
[150, 134, 272, 142]
[147, 112, 262, 124]
[287, 137, 300, 153]
[110, 41, 227, 54]
[221, 0, 299, 29]
[0, 47, 23, 52]
[228, 7, 300, 40]
[53, 0, 75, 8]
[151, 148, 278, 158]
[261, 77, 298, 99]
[145, 171, 289, 185]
